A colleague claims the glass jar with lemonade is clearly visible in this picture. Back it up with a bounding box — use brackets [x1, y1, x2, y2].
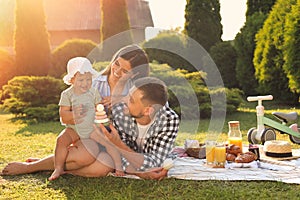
[228, 121, 243, 151]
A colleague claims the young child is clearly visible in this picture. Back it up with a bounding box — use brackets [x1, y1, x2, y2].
[49, 57, 123, 181]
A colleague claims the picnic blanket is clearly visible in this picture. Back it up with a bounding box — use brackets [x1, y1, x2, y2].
[110, 147, 300, 184]
[167, 147, 300, 184]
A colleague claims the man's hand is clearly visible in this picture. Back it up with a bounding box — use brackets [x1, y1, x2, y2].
[133, 167, 168, 180]
[90, 124, 110, 146]
[98, 123, 122, 146]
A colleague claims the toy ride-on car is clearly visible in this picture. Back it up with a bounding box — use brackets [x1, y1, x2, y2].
[247, 95, 300, 144]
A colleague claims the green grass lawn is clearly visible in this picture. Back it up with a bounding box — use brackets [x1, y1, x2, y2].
[1, 105, 300, 199]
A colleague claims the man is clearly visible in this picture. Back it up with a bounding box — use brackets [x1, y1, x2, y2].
[1, 77, 180, 180]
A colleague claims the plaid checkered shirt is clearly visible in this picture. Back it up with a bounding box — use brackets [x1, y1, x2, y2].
[112, 102, 180, 171]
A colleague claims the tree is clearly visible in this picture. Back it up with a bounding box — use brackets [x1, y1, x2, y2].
[99, 0, 133, 60]
[14, 0, 51, 76]
[210, 41, 238, 89]
[0, 0, 14, 46]
[246, 0, 276, 17]
[234, 13, 267, 95]
[184, 0, 222, 51]
[233, 0, 277, 96]
[253, 0, 298, 103]
[283, 1, 300, 94]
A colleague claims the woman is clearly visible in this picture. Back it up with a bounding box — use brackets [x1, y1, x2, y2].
[1, 45, 168, 180]
[93, 44, 150, 108]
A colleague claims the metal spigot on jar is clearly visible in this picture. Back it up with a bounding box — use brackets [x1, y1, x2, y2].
[228, 121, 243, 151]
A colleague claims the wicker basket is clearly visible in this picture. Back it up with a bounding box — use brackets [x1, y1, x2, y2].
[186, 144, 206, 159]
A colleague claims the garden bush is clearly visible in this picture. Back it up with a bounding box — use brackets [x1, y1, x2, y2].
[0, 48, 15, 89]
[24, 104, 59, 122]
[2, 76, 65, 121]
[150, 63, 243, 119]
[49, 39, 97, 78]
[1, 63, 243, 122]
[142, 31, 194, 72]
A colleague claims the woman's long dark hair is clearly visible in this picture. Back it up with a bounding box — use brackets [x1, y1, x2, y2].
[101, 44, 149, 80]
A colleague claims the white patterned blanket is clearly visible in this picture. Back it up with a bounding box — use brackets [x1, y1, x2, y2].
[167, 157, 300, 184]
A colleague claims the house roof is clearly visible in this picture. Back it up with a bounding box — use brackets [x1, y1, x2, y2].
[45, 0, 153, 31]
[0, 0, 153, 31]
[44, 0, 101, 30]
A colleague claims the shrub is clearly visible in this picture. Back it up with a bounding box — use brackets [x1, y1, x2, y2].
[1, 63, 243, 122]
[24, 104, 59, 122]
[210, 87, 244, 114]
[2, 76, 65, 121]
[49, 39, 97, 78]
[150, 63, 243, 119]
[0, 48, 15, 89]
[142, 31, 194, 72]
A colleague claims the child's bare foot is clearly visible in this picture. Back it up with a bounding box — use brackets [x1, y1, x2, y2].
[48, 168, 64, 181]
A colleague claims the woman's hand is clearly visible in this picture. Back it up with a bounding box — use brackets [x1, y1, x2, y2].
[101, 96, 112, 108]
[101, 96, 125, 108]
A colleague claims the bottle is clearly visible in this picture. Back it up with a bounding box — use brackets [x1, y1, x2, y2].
[228, 121, 243, 151]
[248, 144, 260, 160]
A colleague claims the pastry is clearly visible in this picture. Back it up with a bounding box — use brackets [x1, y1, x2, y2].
[226, 144, 242, 156]
[235, 152, 257, 163]
[226, 153, 236, 162]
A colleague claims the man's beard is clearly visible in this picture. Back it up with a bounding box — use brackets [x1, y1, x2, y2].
[123, 106, 144, 119]
[128, 112, 144, 119]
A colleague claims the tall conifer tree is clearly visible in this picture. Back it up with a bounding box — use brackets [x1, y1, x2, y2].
[184, 0, 222, 51]
[99, 0, 132, 60]
[234, 0, 276, 96]
[253, 0, 298, 103]
[14, 0, 51, 76]
[246, 0, 276, 17]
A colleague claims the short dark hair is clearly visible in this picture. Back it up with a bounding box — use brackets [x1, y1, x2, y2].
[133, 77, 168, 107]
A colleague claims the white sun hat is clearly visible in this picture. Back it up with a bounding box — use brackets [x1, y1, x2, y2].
[63, 57, 99, 85]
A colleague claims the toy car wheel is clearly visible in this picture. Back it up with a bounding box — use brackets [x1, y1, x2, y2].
[247, 127, 259, 144]
[261, 128, 276, 144]
[289, 135, 300, 144]
[289, 127, 300, 144]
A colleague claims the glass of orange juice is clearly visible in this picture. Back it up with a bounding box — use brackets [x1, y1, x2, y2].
[214, 143, 226, 167]
[205, 140, 216, 165]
